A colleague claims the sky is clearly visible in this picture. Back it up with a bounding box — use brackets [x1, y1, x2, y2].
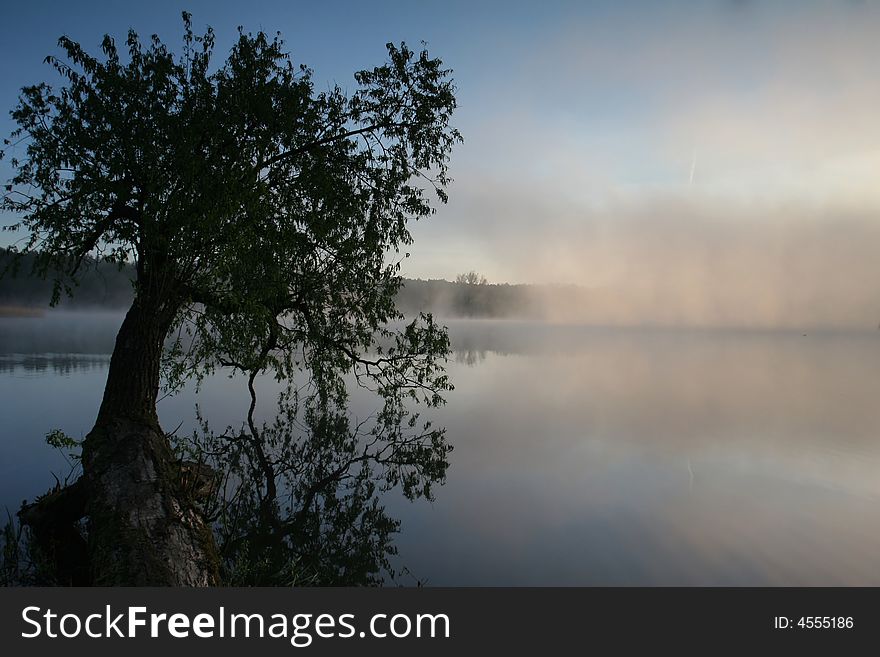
[2, 1, 880, 328]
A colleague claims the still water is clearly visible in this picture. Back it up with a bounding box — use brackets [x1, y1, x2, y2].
[3, 313, 880, 585]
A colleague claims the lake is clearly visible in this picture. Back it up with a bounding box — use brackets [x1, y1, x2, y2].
[3, 313, 880, 585]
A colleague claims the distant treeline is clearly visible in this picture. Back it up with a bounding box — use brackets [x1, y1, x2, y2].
[1, 250, 576, 318]
[396, 278, 545, 318]
[0, 249, 134, 308]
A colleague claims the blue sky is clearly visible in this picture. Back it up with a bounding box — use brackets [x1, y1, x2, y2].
[3, 1, 880, 327]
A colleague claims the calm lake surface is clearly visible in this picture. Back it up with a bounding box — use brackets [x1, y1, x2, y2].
[3, 312, 880, 585]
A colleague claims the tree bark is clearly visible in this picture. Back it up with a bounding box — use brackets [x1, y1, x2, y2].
[76, 291, 220, 585]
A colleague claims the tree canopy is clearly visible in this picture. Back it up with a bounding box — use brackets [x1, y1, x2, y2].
[3, 13, 460, 388]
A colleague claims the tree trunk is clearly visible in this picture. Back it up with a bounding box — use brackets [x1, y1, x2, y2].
[77, 292, 220, 585]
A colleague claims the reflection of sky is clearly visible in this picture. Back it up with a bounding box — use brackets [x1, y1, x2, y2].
[5, 316, 880, 584]
[4, 3, 880, 327]
[387, 334, 880, 585]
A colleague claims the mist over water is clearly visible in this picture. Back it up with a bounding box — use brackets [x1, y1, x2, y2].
[403, 2, 880, 336]
[0, 310, 123, 354]
[4, 313, 880, 584]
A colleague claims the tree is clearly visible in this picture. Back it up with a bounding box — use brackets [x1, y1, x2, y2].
[454, 271, 487, 315]
[455, 271, 487, 286]
[1, 13, 461, 585]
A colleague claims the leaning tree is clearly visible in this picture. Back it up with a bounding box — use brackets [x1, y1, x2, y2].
[1, 13, 460, 585]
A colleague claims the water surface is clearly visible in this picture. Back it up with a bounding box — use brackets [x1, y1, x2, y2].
[3, 313, 880, 585]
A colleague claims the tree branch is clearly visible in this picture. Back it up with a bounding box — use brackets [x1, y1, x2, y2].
[258, 121, 393, 169]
